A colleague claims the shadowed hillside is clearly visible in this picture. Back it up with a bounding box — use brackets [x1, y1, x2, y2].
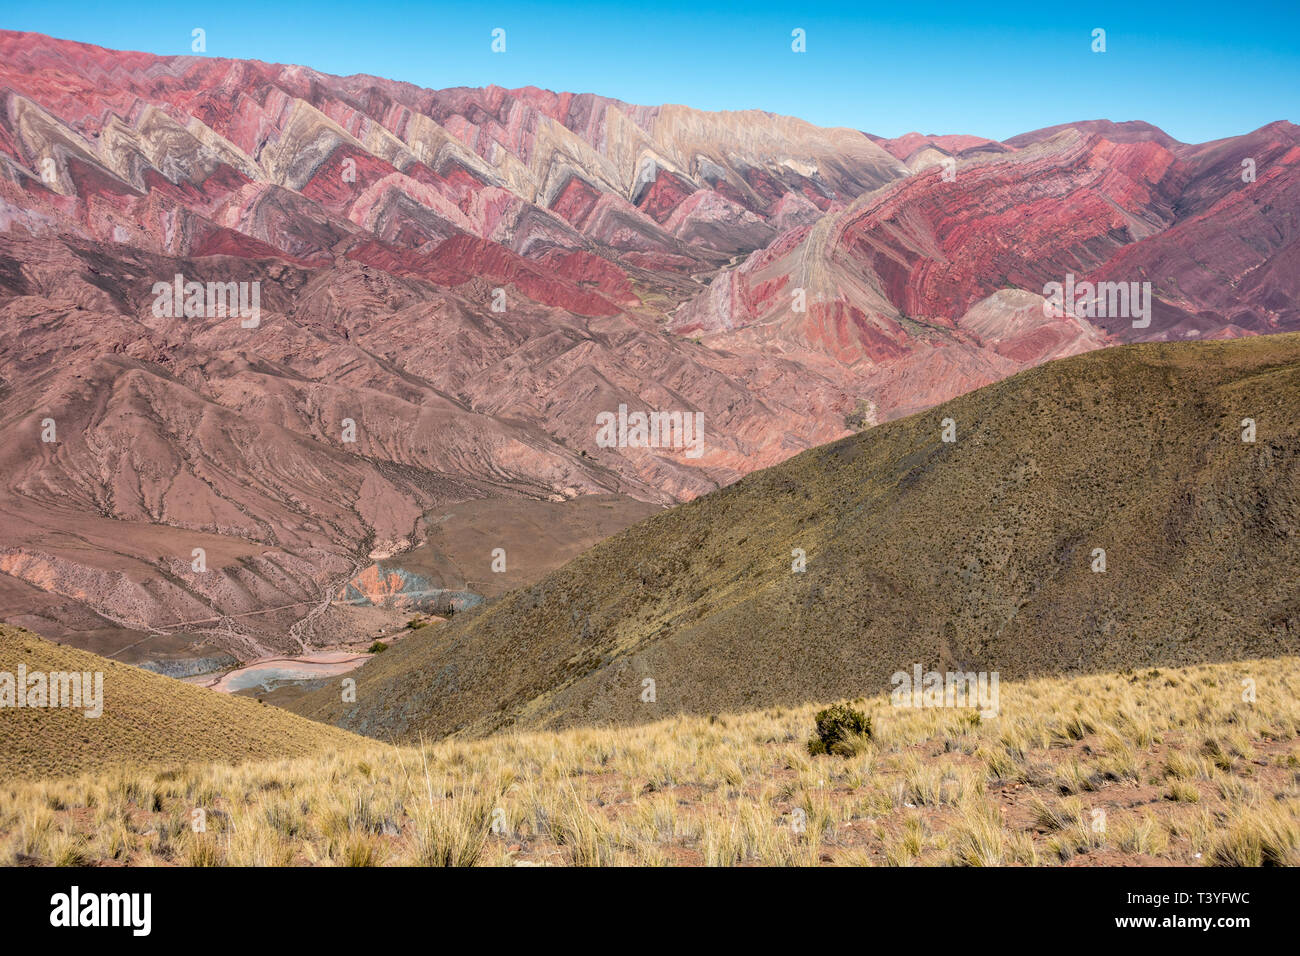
[293, 334, 1300, 741]
[0, 625, 363, 778]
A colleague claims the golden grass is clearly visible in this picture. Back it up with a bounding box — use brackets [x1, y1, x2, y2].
[3, 656, 1299, 866]
[0, 625, 364, 779]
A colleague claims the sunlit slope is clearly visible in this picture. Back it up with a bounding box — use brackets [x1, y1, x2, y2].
[294, 334, 1300, 741]
[0, 625, 364, 778]
[9, 656, 1300, 866]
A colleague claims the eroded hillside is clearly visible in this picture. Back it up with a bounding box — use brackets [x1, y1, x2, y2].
[294, 334, 1300, 739]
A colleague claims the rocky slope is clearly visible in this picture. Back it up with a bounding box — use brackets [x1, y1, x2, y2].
[294, 334, 1300, 740]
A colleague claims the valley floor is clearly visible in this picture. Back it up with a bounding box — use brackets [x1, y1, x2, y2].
[3, 657, 1298, 866]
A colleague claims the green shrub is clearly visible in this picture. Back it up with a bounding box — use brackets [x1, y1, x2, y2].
[367, 641, 389, 654]
[808, 702, 872, 757]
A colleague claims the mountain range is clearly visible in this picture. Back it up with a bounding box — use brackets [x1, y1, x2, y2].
[1, 30, 1298, 668]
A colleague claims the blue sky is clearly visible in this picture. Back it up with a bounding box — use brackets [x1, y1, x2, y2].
[2, 0, 1296, 143]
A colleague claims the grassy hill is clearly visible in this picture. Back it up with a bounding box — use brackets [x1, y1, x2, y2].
[0, 625, 363, 779]
[292, 334, 1300, 741]
[5, 657, 1299, 865]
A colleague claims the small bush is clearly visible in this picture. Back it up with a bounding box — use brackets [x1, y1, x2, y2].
[807, 703, 872, 757]
[367, 641, 388, 654]
[406, 618, 428, 630]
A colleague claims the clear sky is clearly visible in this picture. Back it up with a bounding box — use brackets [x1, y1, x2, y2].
[2, 0, 1296, 143]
